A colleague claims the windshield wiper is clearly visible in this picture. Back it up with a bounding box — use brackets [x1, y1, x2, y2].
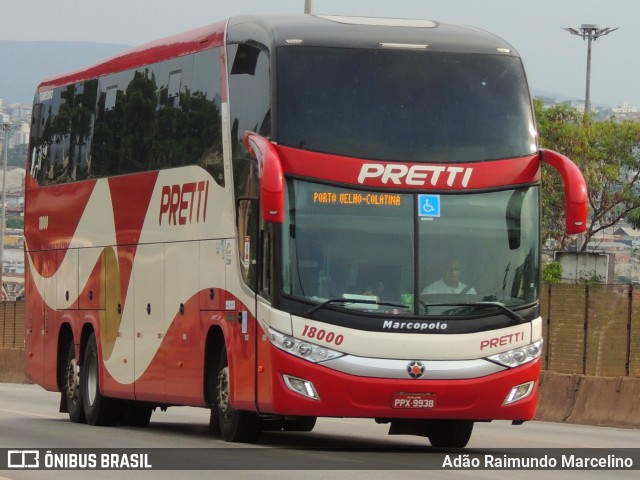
[304, 298, 408, 317]
[421, 301, 526, 323]
[475, 301, 527, 323]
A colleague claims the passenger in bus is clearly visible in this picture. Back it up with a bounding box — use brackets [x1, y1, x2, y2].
[422, 256, 476, 295]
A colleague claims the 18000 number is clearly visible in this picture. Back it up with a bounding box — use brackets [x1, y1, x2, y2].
[301, 326, 344, 346]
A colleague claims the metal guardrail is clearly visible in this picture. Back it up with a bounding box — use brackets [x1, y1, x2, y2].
[2, 286, 639, 376]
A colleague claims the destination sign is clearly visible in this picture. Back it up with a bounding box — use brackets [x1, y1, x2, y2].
[312, 191, 402, 207]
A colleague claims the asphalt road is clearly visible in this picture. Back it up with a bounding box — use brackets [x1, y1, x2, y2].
[0, 383, 638, 480]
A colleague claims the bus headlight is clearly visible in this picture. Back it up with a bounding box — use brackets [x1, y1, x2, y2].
[487, 339, 543, 367]
[269, 328, 344, 363]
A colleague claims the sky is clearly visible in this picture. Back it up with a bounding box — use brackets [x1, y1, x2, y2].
[1, 0, 638, 108]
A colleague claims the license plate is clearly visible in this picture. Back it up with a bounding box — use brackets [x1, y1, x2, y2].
[392, 393, 436, 409]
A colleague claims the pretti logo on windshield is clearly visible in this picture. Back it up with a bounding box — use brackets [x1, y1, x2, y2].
[358, 163, 473, 188]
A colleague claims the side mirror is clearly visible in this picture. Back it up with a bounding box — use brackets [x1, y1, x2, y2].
[540, 149, 588, 235]
[243, 131, 284, 223]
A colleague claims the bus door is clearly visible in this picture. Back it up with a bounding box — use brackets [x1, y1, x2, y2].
[255, 223, 276, 411]
[231, 202, 260, 411]
[226, 40, 271, 410]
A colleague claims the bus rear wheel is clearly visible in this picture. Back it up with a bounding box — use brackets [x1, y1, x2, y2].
[81, 333, 119, 426]
[64, 341, 85, 423]
[215, 347, 261, 442]
[426, 420, 474, 448]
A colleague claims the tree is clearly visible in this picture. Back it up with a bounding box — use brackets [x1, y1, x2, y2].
[6, 217, 23, 229]
[535, 99, 640, 250]
[8, 144, 27, 168]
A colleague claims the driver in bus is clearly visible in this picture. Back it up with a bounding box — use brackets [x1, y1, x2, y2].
[422, 256, 476, 295]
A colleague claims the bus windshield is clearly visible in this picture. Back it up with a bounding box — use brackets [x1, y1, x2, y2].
[282, 180, 539, 316]
[276, 46, 537, 162]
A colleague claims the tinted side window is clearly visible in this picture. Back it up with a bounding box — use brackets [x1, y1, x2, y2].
[29, 47, 223, 186]
[227, 43, 271, 201]
[29, 81, 98, 185]
[92, 70, 134, 177]
[227, 43, 272, 292]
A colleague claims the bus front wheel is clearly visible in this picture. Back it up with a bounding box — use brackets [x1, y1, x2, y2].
[215, 347, 261, 442]
[426, 420, 474, 448]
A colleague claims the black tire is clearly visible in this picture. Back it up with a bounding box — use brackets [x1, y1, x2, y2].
[63, 341, 85, 423]
[208, 408, 221, 436]
[120, 402, 153, 427]
[81, 333, 119, 426]
[216, 346, 261, 442]
[427, 420, 474, 448]
[206, 348, 221, 436]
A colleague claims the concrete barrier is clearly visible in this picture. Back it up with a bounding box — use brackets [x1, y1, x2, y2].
[0, 348, 29, 384]
[1, 349, 638, 429]
[536, 371, 640, 429]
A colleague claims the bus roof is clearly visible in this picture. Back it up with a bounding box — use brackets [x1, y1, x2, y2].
[227, 14, 518, 55]
[37, 20, 226, 92]
[36, 14, 519, 93]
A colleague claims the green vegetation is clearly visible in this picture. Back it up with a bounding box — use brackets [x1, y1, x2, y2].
[536, 100, 640, 251]
[541, 261, 563, 284]
[8, 144, 27, 168]
[6, 217, 23, 229]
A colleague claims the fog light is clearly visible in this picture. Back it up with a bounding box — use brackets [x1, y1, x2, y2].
[504, 381, 535, 405]
[283, 375, 320, 400]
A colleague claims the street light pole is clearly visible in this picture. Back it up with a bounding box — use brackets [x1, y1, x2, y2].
[0, 116, 12, 301]
[562, 24, 618, 114]
[304, 0, 313, 14]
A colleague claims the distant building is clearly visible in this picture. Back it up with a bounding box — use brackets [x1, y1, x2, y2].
[572, 101, 586, 113]
[613, 225, 640, 249]
[613, 101, 639, 114]
[9, 121, 30, 147]
[8, 103, 32, 121]
[0, 102, 31, 147]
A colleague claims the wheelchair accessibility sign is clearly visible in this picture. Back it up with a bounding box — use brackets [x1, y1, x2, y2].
[418, 194, 440, 217]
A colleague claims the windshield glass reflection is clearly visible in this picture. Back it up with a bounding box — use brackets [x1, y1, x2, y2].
[281, 180, 539, 317]
[277, 47, 536, 162]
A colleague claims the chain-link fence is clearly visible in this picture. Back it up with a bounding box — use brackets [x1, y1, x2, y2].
[2, 287, 640, 376]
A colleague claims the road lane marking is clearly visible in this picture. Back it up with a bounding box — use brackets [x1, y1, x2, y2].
[0, 408, 61, 419]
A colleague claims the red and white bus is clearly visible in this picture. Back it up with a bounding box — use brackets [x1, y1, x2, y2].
[24, 15, 587, 448]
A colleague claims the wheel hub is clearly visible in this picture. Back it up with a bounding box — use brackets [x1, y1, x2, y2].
[217, 366, 232, 421]
[65, 358, 80, 404]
